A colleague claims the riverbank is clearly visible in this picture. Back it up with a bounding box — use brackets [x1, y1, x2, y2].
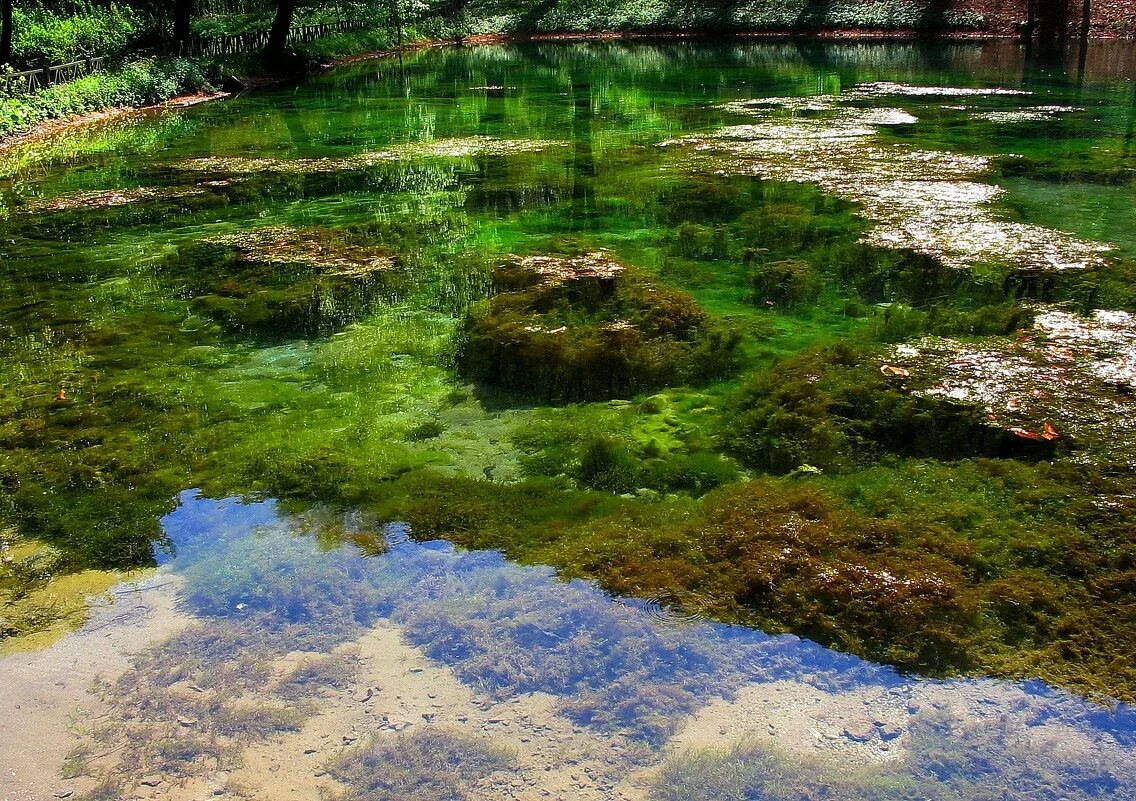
[0, 90, 226, 156]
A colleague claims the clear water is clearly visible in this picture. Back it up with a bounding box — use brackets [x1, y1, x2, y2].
[1, 40, 1136, 800]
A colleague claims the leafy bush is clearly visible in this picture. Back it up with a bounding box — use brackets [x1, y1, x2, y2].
[10, 4, 141, 66]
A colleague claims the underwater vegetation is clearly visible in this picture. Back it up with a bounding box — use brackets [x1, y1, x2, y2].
[0, 528, 121, 648]
[72, 616, 363, 798]
[163, 225, 400, 338]
[327, 729, 513, 801]
[5, 42, 1136, 733]
[67, 494, 1136, 801]
[651, 720, 1135, 801]
[460, 250, 741, 401]
[355, 457, 1136, 700]
[721, 342, 1054, 475]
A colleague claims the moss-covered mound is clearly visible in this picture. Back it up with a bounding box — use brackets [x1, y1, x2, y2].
[165, 225, 399, 337]
[459, 251, 741, 401]
[364, 460, 1136, 700]
[723, 342, 1054, 474]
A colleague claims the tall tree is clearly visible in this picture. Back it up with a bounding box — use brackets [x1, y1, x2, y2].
[174, 0, 194, 46]
[265, 0, 298, 61]
[390, 0, 403, 47]
[1032, 0, 1070, 47]
[0, 0, 12, 66]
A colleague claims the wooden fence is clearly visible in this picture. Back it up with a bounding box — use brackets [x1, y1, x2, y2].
[0, 57, 106, 96]
[0, 20, 367, 96]
[178, 20, 367, 58]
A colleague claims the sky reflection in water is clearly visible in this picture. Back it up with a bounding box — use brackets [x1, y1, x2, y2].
[144, 490, 1136, 799]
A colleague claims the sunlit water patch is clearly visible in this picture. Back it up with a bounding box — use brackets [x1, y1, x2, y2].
[884, 307, 1136, 464]
[170, 136, 569, 175]
[662, 89, 1110, 272]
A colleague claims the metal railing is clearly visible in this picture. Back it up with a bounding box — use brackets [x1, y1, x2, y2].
[0, 19, 366, 96]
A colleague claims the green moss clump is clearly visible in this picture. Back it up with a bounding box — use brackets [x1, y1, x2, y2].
[459, 251, 741, 401]
[163, 225, 401, 338]
[722, 343, 1052, 474]
[749, 259, 823, 308]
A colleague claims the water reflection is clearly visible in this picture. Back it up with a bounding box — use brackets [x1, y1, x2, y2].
[57, 490, 1129, 799]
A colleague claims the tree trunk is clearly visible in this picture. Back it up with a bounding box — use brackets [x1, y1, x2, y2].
[1, 0, 13, 67]
[174, 0, 194, 47]
[390, 0, 403, 47]
[265, 0, 298, 61]
[1035, 0, 1069, 46]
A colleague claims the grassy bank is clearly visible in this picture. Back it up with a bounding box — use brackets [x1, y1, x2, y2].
[0, 58, 210, 139]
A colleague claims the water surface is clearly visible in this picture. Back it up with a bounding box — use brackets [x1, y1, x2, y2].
[2, 39, 1136, 800]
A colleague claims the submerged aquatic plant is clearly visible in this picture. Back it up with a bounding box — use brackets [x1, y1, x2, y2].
[169, 137, 569, 175]
[327, 729, 513, 801]
[163, 225, 400, 337]
[661, 91, 1109, 273]
[460, 250, 741, 401]
[884, 307, 1136, 465]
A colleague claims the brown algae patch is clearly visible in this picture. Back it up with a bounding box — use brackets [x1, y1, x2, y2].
[204, 225, 396, 276]
[171, 136, 568, 175]
[165, 225, 401, 335]
[68, 620, 652, 801]
[13, 185, 212, 213]
[882, 308, 1136, 463]
[662, 91, 1108, 272]
[460, 250, 741, 401]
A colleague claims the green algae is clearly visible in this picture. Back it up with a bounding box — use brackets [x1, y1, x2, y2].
[459, 250, 742, 401]
[2, 41, 1136, 710]
[651, 725, 1136, 801]
[328, 730, 513, 801]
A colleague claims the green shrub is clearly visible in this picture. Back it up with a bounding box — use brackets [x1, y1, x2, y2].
[10, 4, 140, 66]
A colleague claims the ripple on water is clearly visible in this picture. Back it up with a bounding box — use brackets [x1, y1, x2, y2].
[617, 592, 709, 626]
